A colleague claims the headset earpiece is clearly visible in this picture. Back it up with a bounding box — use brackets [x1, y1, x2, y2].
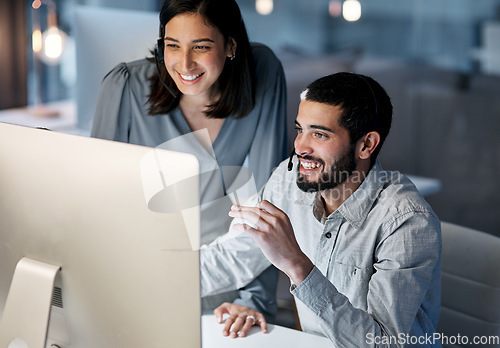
[154, 23, 177, 98]
[155, 23, 165, 63]
[287, 148, 295, 171]
[155, 38, 164, 63]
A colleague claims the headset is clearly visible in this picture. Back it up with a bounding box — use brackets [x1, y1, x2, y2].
[154, 24, 178, 99]
[287, 73, 379, 171]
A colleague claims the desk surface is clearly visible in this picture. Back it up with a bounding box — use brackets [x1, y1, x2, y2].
[0, 100, 76, 132]
[202, 315, 331, 347]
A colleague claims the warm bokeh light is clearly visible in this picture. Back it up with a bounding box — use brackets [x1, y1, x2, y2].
[329, 0, 342, 17]
[256, 0, 273, 15]
[32, 0, 42, 10]
[32, 29, 42, 53]
[40, 27, 66, 64]
[343, 0, 361, 22]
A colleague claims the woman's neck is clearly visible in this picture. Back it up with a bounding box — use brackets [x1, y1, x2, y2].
[179, 94, 224, 146]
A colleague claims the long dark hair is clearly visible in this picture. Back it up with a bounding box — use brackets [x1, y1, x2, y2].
[147, 0, 255, 119]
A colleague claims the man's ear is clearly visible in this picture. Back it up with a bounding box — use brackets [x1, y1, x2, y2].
[357, 131, 381, 160]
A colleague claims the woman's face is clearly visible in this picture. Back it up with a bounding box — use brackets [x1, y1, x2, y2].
[163, 13, 235, 99]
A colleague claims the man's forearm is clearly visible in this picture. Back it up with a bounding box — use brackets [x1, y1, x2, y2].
[200, 234, 271, 297]
[292, 267, 399, 347]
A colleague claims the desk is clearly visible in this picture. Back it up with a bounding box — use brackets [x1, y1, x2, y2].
[0, 100, 76, 132]
[202, 315, 331, 347]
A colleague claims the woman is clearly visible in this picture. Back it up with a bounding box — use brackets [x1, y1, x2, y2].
[91, 0, 287, 331]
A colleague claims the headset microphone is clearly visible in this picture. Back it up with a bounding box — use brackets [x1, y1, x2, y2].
[154, 38, 178, 99]
[287, 148, 295, 171]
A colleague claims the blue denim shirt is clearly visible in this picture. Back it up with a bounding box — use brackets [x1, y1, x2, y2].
[201, 158, 442, 347]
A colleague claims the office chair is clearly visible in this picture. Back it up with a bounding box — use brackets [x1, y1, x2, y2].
[437, 222, 500, 347]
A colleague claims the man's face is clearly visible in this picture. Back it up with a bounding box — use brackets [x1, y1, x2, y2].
[294, 100, 357, 193]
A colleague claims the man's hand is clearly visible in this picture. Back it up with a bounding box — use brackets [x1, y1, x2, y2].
[229, 200, 314, 286]
[214, 302, 267, 338]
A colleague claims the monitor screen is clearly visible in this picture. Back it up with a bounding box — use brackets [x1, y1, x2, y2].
[0, 123, 201, 348]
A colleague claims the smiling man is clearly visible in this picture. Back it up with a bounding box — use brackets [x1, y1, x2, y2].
[201, 72, 442, 346]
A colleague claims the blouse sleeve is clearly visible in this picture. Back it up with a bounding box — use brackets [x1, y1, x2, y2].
[91, 63, 132, 142]
[248, 45, 288, 190]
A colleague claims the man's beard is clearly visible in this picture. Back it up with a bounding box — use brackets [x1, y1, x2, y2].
[296, 144, 357, 193]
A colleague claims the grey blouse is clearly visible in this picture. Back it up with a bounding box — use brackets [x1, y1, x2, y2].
[91, 43, 288, 246]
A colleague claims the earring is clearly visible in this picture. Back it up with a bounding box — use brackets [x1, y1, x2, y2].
[230, 53, 236, 61]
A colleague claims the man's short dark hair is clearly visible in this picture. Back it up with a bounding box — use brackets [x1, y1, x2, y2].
[302, 72, 393, 165]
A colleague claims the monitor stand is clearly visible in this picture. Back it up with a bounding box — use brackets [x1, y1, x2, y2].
[0, 257, 60, 348]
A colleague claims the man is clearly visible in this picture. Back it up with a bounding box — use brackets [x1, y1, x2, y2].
[201, 72, 442, 346]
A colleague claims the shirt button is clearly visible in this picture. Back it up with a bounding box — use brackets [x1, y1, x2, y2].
[325, 232, 332, 238]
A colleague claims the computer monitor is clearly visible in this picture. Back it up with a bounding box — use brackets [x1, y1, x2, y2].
[0, 123, 201, 348]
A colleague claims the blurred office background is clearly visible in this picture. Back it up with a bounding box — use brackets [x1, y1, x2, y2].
[1, 0, 500, 327]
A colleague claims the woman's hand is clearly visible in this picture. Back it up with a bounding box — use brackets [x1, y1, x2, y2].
[213, 302, 268, 338]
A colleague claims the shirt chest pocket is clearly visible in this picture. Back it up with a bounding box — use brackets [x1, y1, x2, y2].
[329, 262, 374, 310]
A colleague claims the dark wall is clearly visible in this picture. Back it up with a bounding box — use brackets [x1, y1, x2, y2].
[0, 0, 27, 109]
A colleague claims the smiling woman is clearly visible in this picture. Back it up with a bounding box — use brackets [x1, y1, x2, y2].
[162, 13, 232, 97]
[161, 12, 233, 143]
[90, 0, 288, 333]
